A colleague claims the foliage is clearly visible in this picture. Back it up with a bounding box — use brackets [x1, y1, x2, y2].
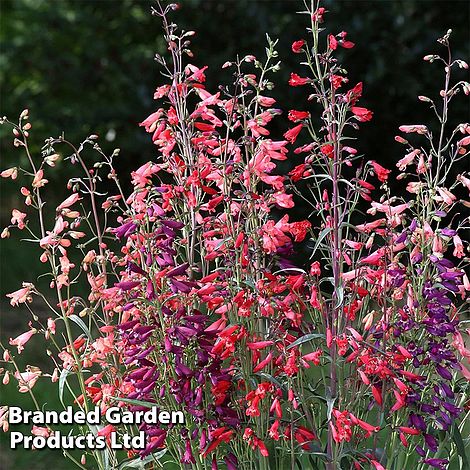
[0, 1, 469, 470]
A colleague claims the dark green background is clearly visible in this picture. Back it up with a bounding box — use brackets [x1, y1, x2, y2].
[0, 1, 469, 468]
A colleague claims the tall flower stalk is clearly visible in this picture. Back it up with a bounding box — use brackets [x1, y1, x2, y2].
[1, 1, 468, 469]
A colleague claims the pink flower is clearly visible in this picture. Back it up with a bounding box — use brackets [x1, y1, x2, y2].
[370, 460, 386, 470]
[1, 167, 18, 179]
[457, 174, 470, 194]
[184, 64, 208, 82]
[355, 218, 386, 233]
[406, 182, 424, 194]
[436, 187, 456, 205]
[397, 149, 420, 171]
[330, 74, 347, 90]
[346, 82, 363, 105]
[459, 362, 470, 380]
[453, 332, 470, 359]
[457, 135, 470, 147]
[97, 424, 115, 437]
[47, 318, 56, 335]
[14, 369, 41, 393]
[272, 192, 294, 208]
[11, 209, 27, 229]
[369, 202, 408, 216]
[6, 284, 33, 306]
[338, 31, 355, 48]
[32, 169, 48, 188]
[349, 412, 380, 437]
[289, 220, 311, 242]
[453, 234, 464, 258]
[131, 161, 159, 188]
[32, 426, 51, 437]
[260, 217, 291, 253]
[399, 124, 428, 134]
[9, 328, 36, 353]
[57, 193, 81, 210]
[139, 110, 162, 132]
[257, 95, 276, 107]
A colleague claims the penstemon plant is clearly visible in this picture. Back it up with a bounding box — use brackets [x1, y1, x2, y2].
[1, 1, 469, 469]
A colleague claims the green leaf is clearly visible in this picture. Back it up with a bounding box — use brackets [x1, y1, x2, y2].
[326, 395, 336, 421]
[452, 424, 469, 468]
[287, 333, 325, 350]
[118, 451, 167, 470]
[310, 227, 332, 258]
[334, 285, 344, 309]
[255, 372, 284, 390]
[68, 314, 92, 338]
[108, 396, 157, 409]
[58, 368, 71, 406]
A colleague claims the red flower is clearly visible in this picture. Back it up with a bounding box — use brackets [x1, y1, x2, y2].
[370, 161, 391, 182]
[283, 123, 303, 143]
[320, 144, 334, 158]
[288, 110, 310, 122]
[288, 220, 311, 242]
[291, 40, 305, 53]
[289, 163, 308, 182]
[331, 409, 353, 443]
[312, 7, 326, 22]
[289, 73, 310, 86]
[342, 39, 355, 48]
[346, 82, 363, 105]
[269, 420, 280, 440]
[351, 106, 373, 122]
[302, 349, 322, 365]
[330, 74, 347, 90]
[328, 34, 338, 50]
[338, 31, 355, 48]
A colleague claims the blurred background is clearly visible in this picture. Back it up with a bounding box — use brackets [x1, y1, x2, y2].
[0, 0, 468, 468]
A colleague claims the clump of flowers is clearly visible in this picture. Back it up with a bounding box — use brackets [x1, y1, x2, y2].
[1, 1, 468, 469]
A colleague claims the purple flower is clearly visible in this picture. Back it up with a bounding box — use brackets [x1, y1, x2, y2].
[127, 261, 147, 276]
[440, 228, 456, 237]
[424, 433, 438, 452]
[435, 364, 452, 380]
[151, 203, 166, 216]
[409, 413, 426, 431]
[395, 230, 408, 244]
[441, 401, 462, 417]
[415, 445, 426, 457]
[440, 271, 463, 280]
[166, 262, 190, 277]
[434, 210, 447, 218]
[422, 458, 449, 469]
[114, 280, 141, 291]
[112, 220, 137, 238]
[181, 439, 195, 464]
[169, 278, 195, 293]
[225, 453, 238, 470]
[161, 219, 185, 229]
